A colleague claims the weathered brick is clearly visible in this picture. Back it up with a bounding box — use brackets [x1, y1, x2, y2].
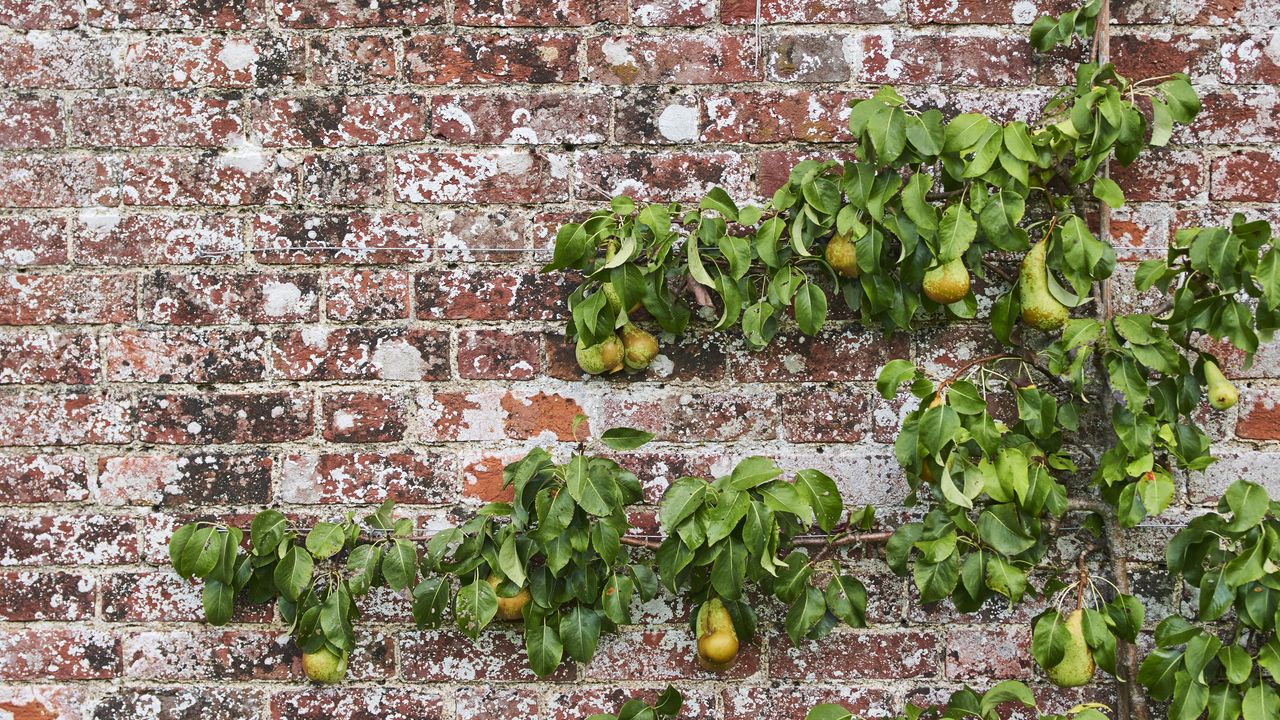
[0, 273, 135, 324]
[908, 0, 1075, 24]
[270, 688, 446, 720]
[96, 454, 272, 506]
[782, 385, 871, 443]
[432, 92, 610, 145]
[0, 629, 120, 680]
[105, 328, 266, 383]
[141, 270, 320, 324]
[276, 0, 444, 27]
[1182, 90, 1280, 145]
[88, 0, 266, 28]
[0, 0, 81, 28]
[326, 269, 412, 321]
[860, 32, 1033, 86]
[1222, 31, 1280, 84]
[454, 0, 625, 25]
[74, 212, 244, 265]
[1182, 0, 1277, 25]
[1110, 31, 1219, 81]
[253, 212, 427, 264]
[945, 625, 1034, 679]
[0, 514, 137, 566]
[548, 687, 717, 719]
[732, 327, 910, 382]
[501, 391, 588, 440]
[770, 629, 939, 679]
[702, 89, 853, 143]
[434, 207, 535, 262]
[121, 151, 294, 206]
[404, 33, 579, 84]
[0, 33, 121, 88]
[1111, 148, 1206, 201]
[0, 392, 132, 446]
[273, 327, 450, 381]
[71, 95, 242, 147]
[321, 391, 409, 443]
[1186, 449, 1280, 502]
[0, 217, 66, 266]
[136, 392, 313, 444]
[91, 688, 264, 720]
[1238, 385, 1280, 440]
[401, 628, 575, 682]
[0, 455, 89, 504]
[458, 329, 541, 379]
[768, 33, 853, 83]
[722, 0, 900, 23]
[121, 35, 282, 88]
[305, 34, 397, 85]
[454, 687, 542, 720]
[0, 571, 94, 621]
[545, 330, 729, 383]
[575, 151, 754, 202]
[614, 88, 702, 145]
[0, 330, 98, 384]
[394, 150, 570, 203]
[1211, 150, 1280, 202]
[722, 686, 895, 720]
[279, 451, 456, 504]
[416, 268, 569, 321]
[100, 571, 271, 623]
[0, 156, 119, 208]
[0, 97, 64, 148]
[301, 151, 386, 205]
[584, 629, 761, 680]
[585, 33, 759, 84]
[254, 94, 427, 147]
[632, 0, 716, 26]
[600, 390, 780, 442]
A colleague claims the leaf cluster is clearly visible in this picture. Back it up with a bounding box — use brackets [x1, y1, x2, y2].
[808, 680, 1110, 720]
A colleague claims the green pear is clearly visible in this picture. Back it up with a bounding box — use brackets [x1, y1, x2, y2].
[696, 597, 739, 670]
[1045, 609, 1095, 687]
[487, 574, 531, 621]
[302, 646, 348, 684]
[575, 335, 625, 375]
[1019, 241, 1069, 332]
[923, 257, 971, 305]
[825, 233, 860, 278]
[1204, 360, 1239, 410]
[621, 323, 659, 371]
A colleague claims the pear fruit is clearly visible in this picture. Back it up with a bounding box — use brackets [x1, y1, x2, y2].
[696, 597, 740, 671]
[825, 233, 861, 278]
[1203, 360, 1239, 411]
[621, 323, 659, 372]
[487, 574, 532, 622]
[302, 646, 348, 684]
[1045, 609, 1095, 688]
[575, 335, 625, 375]
[1019, 241, 1069, 332]
[923, 257, 971, 305]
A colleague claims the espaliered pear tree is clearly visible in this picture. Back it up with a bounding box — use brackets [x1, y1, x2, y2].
[173, 2, 1280, 718]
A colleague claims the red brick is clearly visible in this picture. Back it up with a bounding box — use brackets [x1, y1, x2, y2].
[702, 89, 854, 143]
[946, 625, 1035, 680]
[404, 33, 579, 84]
[0, 97, 63, 148]
[1212, 150, 1280, 202]
[1238, 386, 1280, 440]
[301, 151, 386, 205]
[123, 629, 394, 681]
[755, 149, 860, 197]
[96, 454, 272, 506]
[1111, 32, 1219, 81]
[1222, 31, 1280, 84]
[254, 94, 427, 147]
[416, 268, 569, 321]
[454, 0, 624, 25]
[74, 213, 244, 265]
[860, 32, 1033, 86]
[401, 628, 576, 682]
[501, 391, 588, 440]
[279, 451, 457, 504]
[1183, 90, 1280, 145]
[272, 327, 450, 381]
[100, 571, 271, 624]
[458, 329, 541, 379]
[585, 33, 759, 84]
[1111, 148, 1206, 201]
[276, 0, 443, 27]
[431, 92, 610, 145]
[326, 269, 412, 321]
[0, 217, 66, 266]
[0, 571, 94, 621]
[0, 0, 81, 28]
[575, 150, 753, 202]
[304, 34, 397, 85]
[121, 35, 281, 88]
[393, 149, 569, 203]
[549, 687, 717, 719]
[0, 514, 138, 565]
[454, 688, 541, 720]
[601, 390, 780, 442]
[782, 385, 871, 443]
[733, 327, 910, 382]
[71, 96, 242, 147]
[614, 89, 701, 145]
[0, 273, 134, 325]
[253, 212, 428, 263]
[0, 629, 119, 680]
[722, 0, 899, 23]
[122, 152, 294, 206]
[0, 156, 119, 208]
[1114, 0, 1177, 23]
[434, 207, 535, 262]
[0, 33, 121, 88]
[87, 0, 266, 28]
[419, 391, 506, 442]
[321, 391, 409, 443]
[0, 455, 89, 503]
[0, 330, 98, 384]
[0, 392, 132, 445]
[105, 328, 265, 383]
[1182, 0, 1276, 25]
[136, 391, 313, 444]
[768, 33, 853, 83]
[141, 270, 320, 324]
[770, 629, 939, 679]
[460, 453, 518, 501]
[907, 0, 1075, 24]
[584, 629, 761, 680]
[723, 686, 895, 720]
[91, 688, 263, 720]
[271, 688, 446, 720]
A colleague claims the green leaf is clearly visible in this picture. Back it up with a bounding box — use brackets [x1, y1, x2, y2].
[455, 577, 498, 640]
[525, 622, 564, 678]
[805, 705, 855, 720]
[794, 282, 828, 336]
[979, 681, 1036, 715]
[381, 538, 418, 591]
[1139, 648, 1185, 700]
[1224, 480, 1269, 531]
[498, 534, 525, 588]
[977, 506, 1036, 555]
[1219, 645, 1252, 685]
[1032, 611, 1068, 668]
[794, 469, 843, 533]
[305, 522, 345, 560]
[1243, 684, 1279, 720]
[877, 359, 917, 399]
[937, 204, 977, 262]
[560, 605, 602, 663]
[917, 404, 961, 455]
[986, 555, 1027, 603]
[202, 580, 234, 626]
[944, 114, 991, 153]
[730, 456, 783, 490]
[1092, 177, 1125, 209]
[273, 546, 313, 603]
[1258, 248, 1280, 310]
[784, 586, 827, 645]
[660, 477, 707, 530]
[566, 455, 619, 517]
[169, 523, 199, 578]
[913, 552, 959, 603]
[250, 511, 287, 556]
[599, 427, 656, 451]
[825, 574, 867, 628]
[411, 578, 449, 628]
[700, 187, 739, 221]
[711, 539, 748, 601]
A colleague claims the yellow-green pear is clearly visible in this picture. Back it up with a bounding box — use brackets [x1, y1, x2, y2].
[696, 597, 739, 670]
[923, 257, 971, 305]
[302, 646, 348, 684]
[825, 233, 860, 278]
[486, 574, 531, 621]
[1020, 241, 1069, 332]
[1204, 360, 1239, 411]
[575, 335, 625, 375]
[1045, 609, 1095, 688]
[621, 323, 659, 372]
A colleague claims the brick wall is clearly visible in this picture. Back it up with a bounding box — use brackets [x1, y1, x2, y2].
[0, 1, 1277, 718]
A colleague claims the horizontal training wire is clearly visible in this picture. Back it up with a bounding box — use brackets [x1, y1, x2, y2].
[196, 245, 552, 257]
